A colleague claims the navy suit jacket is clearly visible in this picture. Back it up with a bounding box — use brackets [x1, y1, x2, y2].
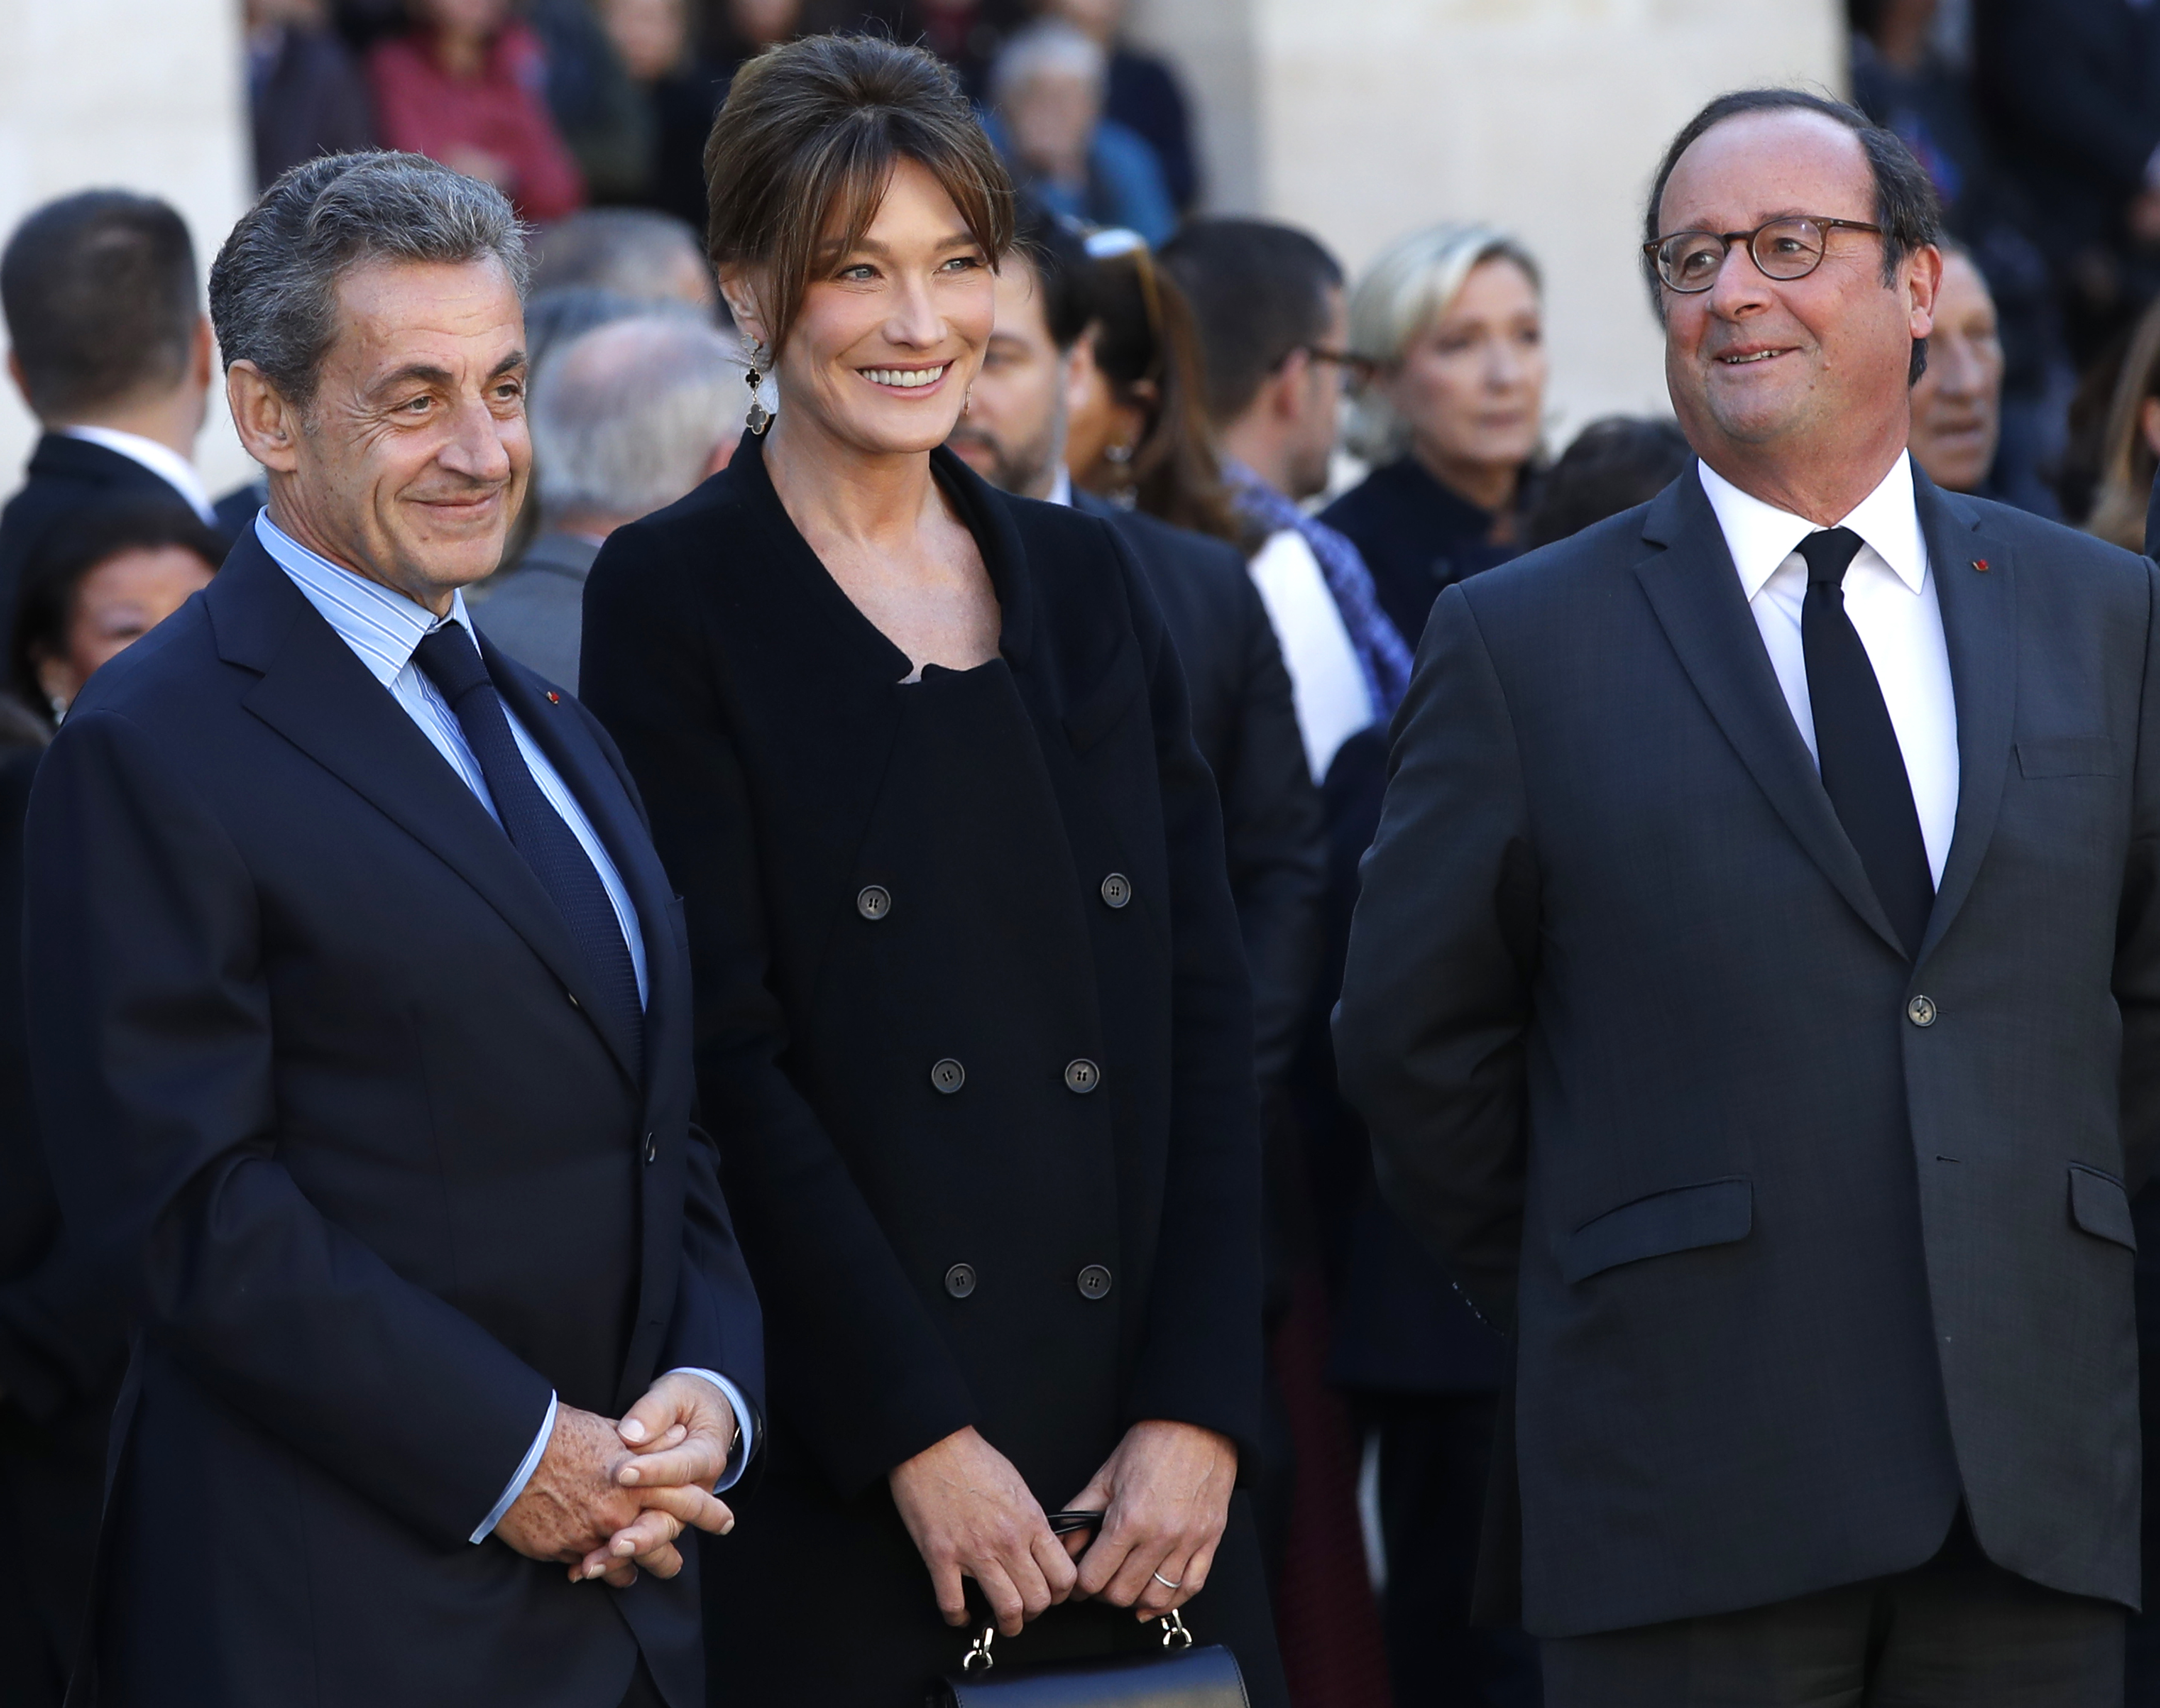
[1338, 466, 2160, 1636]
[24, 531, 763, 1708]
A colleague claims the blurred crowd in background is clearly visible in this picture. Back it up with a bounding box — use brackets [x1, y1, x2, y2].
[10, 1, 2160, 1706]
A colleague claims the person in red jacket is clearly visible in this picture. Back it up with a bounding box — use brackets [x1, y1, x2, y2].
[367, 0, 585, 223]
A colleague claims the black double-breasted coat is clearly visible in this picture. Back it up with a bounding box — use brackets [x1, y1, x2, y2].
[580, 436, 1281, 1703]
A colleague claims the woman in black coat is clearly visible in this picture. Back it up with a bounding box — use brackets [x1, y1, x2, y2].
[579, 36, 1285, 1707]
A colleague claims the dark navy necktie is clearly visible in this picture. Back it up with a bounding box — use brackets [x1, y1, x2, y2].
[1797, 527, 1934, 957]
[412, 622, 644, 1070]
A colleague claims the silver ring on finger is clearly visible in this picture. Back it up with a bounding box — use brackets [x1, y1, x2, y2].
[1151, 1570, 1181, 1590]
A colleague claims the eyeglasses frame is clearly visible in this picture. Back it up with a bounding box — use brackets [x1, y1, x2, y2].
[1643, 216, 1886, 294]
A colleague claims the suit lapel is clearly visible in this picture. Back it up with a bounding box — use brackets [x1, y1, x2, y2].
[1634, 473, 1907, 957]
[207, 538, 632, 1071]
[1914, 474, 2016, 964]
[489, 646, 675, 1092]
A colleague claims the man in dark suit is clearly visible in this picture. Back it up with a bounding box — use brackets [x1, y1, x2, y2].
[24, 151, 762, 1708]
[945, 208, 1324, 1095]
[1338, 89, 2158, 1704]
[0, 192, 257, 623]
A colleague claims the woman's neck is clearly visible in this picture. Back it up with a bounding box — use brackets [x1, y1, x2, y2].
[763, 411, 946, 553]
[1410, 438, 1519, 518]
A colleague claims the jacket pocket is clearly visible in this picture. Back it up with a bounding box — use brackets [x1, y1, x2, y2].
[1563, 1177, 1752, 1284]
[2016, 737, 2120, 778]
[2069, 1164, 2137, 1251]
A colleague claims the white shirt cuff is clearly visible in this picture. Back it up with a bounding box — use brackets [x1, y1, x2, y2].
[667, 1367, 754, 1490]
[472, 1390, 557, 1544]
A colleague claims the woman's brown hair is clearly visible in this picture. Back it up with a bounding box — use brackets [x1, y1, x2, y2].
[703, 35, 1015, 356]
[1087, 246, 1243, 546]
[2086, 295, 2160, 552]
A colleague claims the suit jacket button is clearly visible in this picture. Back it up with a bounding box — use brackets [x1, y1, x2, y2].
[1100, 873, 1132, 909]
[932, 1058, 966, 1094]
[857, 884, 892, 921]
[945, 1263, 977, 1299]
[1064, 1058, 1101, 1094]
[1076, 1264, 1112, 1300]
[1906, 995, 1938, 1028]
[642, 1131, 658, 1163]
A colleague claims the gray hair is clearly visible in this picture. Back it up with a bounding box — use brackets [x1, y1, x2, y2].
[533, 314, 745, 521]
[532, 208, 712, 306]
[1344, 222, 1542, 464]
[990, 20, 1108, 105]
[208, 151, 531, 407]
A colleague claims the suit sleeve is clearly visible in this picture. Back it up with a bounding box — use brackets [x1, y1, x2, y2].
[2118, 557, 2160, 1193]
[1218, 565, 1326, 1088]
[1332, 583, 1540, 1332]
[1103, 522, 1265, 1461]
[24, 709, 554, 1549]
[580, 532, 977, 1496]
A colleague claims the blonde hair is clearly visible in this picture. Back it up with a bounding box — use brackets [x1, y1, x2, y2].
[2087, 294, 2160, 552]
[1344, 222, 1541, 464]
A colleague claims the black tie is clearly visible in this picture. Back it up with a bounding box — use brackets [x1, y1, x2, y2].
[412, 623, 644, 1070]
[1797, 527, 1934, 956]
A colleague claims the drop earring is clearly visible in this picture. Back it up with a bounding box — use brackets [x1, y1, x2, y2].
[963, 386, 974, 417]
[743, 342, 772, 436]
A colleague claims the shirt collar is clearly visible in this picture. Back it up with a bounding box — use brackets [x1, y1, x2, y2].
[1697, 451, 1927, 600]
[254, 510, 473, 689]
[1046, 465, 1074, 508]
[61, 425, 218, 524]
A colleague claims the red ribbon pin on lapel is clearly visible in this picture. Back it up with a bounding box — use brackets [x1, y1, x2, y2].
[546, 689, 561, 702]
[1972, 559, 1989, 572]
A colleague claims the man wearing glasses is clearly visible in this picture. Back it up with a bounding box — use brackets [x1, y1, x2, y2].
[1338, 88, 2156, 1704]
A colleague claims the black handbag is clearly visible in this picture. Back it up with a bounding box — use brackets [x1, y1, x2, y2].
[925, 1513, 1250, 1708]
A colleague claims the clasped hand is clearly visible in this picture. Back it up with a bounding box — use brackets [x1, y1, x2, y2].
[494, 1371, 738, 1589]
[889, 1419, 1235, 1640]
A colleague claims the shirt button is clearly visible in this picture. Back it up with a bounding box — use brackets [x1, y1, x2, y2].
[1100, 873, 1132, 909]
[945, 1263, 977, 1299]
[931, 1058, 967, 1095]
[1076, 1264, 1113, 1301]
[642, 1131, 658, 1163]
[1907, 995, 1938, 1028]
[856, 884, 892, 921]
[1064, 1058, 1101, 1094]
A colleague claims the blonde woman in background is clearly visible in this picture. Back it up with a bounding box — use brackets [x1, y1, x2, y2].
[1319, 223, 1547, 647]
[2084, 295, 2160, 552]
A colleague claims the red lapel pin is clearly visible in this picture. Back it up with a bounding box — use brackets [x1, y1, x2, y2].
[546, 689, 562, 703]
[1971, 559, 1989, 572]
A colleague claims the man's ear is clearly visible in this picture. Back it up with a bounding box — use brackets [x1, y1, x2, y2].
[1060, 331, 1094, 416]
[190, 315, 215, 391]
[1269, 347, 1314, 423]
[227, 360, 302, 474]
[1905, 242, 1945, 344]
[6, 349, 32, 418]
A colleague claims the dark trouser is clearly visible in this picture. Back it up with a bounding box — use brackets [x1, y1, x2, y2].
[1542, 1512, 2123, 1707]
[1357, 1390, 1540, 1708]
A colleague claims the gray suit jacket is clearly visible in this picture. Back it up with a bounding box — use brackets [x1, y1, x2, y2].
[1336, 465, 2160, 1637]
[472, 529, 600, 692]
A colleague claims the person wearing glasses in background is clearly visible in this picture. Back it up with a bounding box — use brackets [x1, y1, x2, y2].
[1339, 88, 2160, 1705]
[1320, 225, 1548, 650]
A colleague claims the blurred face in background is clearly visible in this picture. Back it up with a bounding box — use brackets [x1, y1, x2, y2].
[1004, 69, 1100, 188]
[948, 252, 1077, 498]
[1905, 250, 2002, 492]
[730, 158, 995, 463]
[1280, 285, 1350, 502]
[416, 0, 509, 38]
[1383, 256, 1545, 508]
[36, 544, 215, 713]
[727, 0, 801, 45]
[1043, 0, 1125, 41]
[601, 0, 687, 82]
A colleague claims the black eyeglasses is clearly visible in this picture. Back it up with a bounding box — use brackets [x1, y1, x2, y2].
[1644, 216, 1885, 293]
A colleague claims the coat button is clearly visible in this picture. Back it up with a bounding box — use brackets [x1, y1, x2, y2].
[1100, 873, 1132, 909]
[642, 1131, 658, 1163]
[1906, 995, 1938, 1028]
[1064, 1058, 1101, 1094]
[1076, 1264, 1112, 1300]
[931, 1058, 967, 1094]
[945, 1263, 977, 1299]
[856, 884, 892, 921]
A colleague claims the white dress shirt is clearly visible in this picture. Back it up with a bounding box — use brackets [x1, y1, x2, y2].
[1246, 526, 1374, 783]
[61, 425, 219, 525]
[1697, 455, 1959, 885]
[255, 512, 754, 1539]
